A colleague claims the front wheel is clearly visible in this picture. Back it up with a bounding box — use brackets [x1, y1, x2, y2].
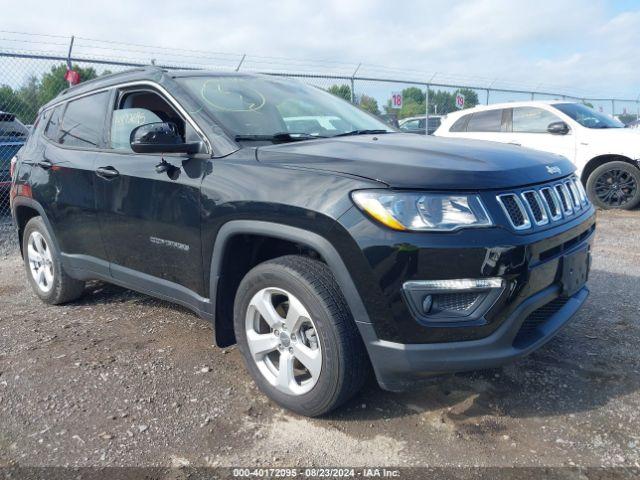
[586, 161, 640, 210]
[233, 255, 369, 416]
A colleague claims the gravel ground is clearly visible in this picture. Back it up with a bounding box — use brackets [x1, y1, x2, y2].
[0, 210, 639, 471]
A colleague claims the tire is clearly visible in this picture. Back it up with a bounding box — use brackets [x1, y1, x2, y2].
[586, 161, 640, 210]
[22, 216, 85, 304]
[233, 255, 369, 416]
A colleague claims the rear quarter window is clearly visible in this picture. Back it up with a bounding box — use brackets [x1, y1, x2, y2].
[449, 114, 471, 132]
[44, 105, 64, 142]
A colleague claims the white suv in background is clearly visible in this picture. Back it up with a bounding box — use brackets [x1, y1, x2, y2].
[435, 101, 640, 209]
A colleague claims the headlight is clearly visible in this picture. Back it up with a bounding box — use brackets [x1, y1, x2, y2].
[351, 190, 493, 232]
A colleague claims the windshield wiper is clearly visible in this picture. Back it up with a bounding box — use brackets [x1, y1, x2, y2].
[331, 129, 392, 137]
[234, 132, 327, 143]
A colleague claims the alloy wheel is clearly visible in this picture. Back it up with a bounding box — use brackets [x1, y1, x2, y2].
[27, 231, 54, 293]
[594, 168, 638, 207]
[245, 287, 322, 395]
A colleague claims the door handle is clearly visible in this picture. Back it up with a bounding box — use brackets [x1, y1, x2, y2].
[96, 166, 120, 179]
[37, 160, 53, 169]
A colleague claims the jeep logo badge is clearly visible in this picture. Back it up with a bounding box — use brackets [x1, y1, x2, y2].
[546, 166, 562, 175]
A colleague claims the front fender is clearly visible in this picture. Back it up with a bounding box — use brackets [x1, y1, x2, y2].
[208, 220, 373, 329]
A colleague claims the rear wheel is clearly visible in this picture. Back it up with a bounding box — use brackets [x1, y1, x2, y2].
[586, 161, 640, 210]
[22, 216, 85, 304]
[233, 255, 369, 416]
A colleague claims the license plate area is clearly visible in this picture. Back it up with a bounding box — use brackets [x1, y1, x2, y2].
[561, 247, 590, 297]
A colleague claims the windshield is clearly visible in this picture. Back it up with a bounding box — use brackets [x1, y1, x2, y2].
[0, 114, 29, 139]
[176, 75, 393, 140]
[553, 103, 624, 129]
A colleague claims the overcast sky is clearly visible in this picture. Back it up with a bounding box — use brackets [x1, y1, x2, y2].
[1, 0, 639, 100]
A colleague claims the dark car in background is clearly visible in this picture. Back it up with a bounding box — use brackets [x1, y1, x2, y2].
[1, 112, 28, 202]
[399, 115, 442, 135]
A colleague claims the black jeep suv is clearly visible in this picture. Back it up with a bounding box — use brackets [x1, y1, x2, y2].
[11, 68, 595, 416]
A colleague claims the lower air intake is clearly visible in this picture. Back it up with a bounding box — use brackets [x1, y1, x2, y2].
[513, 296, 569, 348]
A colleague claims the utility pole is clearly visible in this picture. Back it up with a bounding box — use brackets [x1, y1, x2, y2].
[425, 85, 429, 136]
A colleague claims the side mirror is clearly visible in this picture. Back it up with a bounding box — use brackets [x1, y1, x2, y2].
[130, 122, 201, 154]
[547, 121, 569, 135]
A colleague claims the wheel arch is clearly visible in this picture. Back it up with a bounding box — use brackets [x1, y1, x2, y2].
[209, 220, 372, 348]
[12, 198, 59, 256]
[580, 154, 639, 185]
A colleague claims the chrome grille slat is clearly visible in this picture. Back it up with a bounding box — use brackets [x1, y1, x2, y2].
[571, 177, 588, 205]
[540, 187, 562, 221]
[497, 193, 531, 230]
[555, 183, 574, 215]
[521, 190, 549, 226]
[498, 176, 590, 231]
[565, 180, 581, 210]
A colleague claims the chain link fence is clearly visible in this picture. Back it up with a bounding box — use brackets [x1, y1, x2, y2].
[1, 48, 639, 224]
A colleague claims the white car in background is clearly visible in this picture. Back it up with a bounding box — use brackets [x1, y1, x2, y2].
[435, 101, 640, 209]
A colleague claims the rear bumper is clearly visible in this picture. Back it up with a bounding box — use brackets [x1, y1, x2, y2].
[359, 285, 588, 391]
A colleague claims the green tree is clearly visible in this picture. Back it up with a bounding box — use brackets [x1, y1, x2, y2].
[0, 86, 30, 119]
[402, 87, 425, 104]
[618, 113, 637, 125]
[385, 86, 480, 119]
[358, 94, 380, 115]
[0, 63, 101, 124]
[327, 84, 352, 102]
[38, 64, 98, 107]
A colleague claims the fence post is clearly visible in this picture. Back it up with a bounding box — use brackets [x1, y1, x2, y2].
[66, 36, 75, 86]
[486, 89, 490, 105]
[611, 99, 615, 118]
[531, 92, 534, 101]
[425, 85, 430, 136]
[350, 63, 361, 104]
[235, 54, 246, 72]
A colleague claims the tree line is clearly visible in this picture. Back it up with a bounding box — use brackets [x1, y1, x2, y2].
[328, 84, 479, 118]
[2, 63, 479, 125]
[0, 65, 101, 124]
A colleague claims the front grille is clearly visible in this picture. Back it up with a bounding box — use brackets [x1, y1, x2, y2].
[513, 296, 570, 347]
[497, 176, 589, 231]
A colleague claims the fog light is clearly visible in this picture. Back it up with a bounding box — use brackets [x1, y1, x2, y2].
[422, 295, 433, 313]
[402, 277, 506, 323]
[404, 278, 504, 291]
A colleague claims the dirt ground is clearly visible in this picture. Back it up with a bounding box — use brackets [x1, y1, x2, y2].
[0, 210, 639, 471]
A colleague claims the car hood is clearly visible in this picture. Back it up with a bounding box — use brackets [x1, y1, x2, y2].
[256, 133, 575, 190]
[581, 127, 640, 153]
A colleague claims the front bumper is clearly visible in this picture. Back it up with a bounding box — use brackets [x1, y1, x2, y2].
[357, 284, 588, 391]
[338, 203, 596, 391]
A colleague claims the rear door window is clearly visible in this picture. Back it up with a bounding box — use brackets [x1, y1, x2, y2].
[466, 109, 503, 132]
[59, 92, 110, 148]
